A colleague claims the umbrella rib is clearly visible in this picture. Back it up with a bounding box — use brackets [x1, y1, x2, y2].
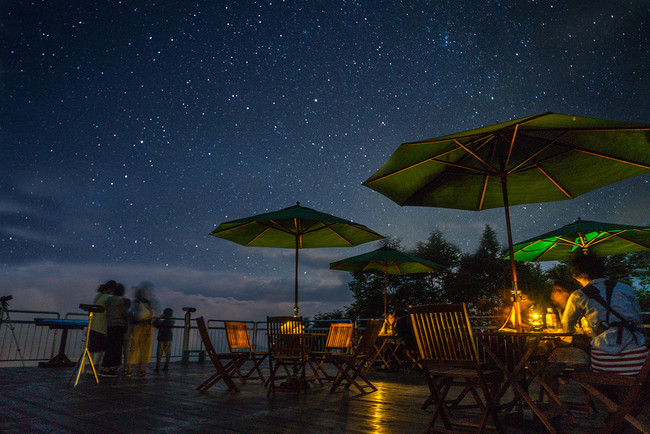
[246, 225, 276, 246]
[585, 232, 617, 246]
[365, 141, 495, 185]
[552, 235, 583, 247]
[364, 148, 460, 183]
[247, 219, 301, 246]
[504, 124, 519, 171]
[588, 231, 650, 249]
[393, 138, 501, 206]
[319, 223, 355, 247]
[453, 136, 499, 172]
[478, 137, 500, 210]
[503, 112, 561, 174]
[615, 236, 650, 249]
[573, 149, 650, 169]
[212, 220, 260, 234]
[529, 242, 559, 262]
[535, 165, 573, 198]
[264, 219, 299, 236]
[360, 262, 380, 272]
[507, 132, 568, 175]
[300, 221, 380, 243]
[478, 176, 489, 210]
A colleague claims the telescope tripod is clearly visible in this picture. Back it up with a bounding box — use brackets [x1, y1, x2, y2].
[0, 298, 25, 367]
[68, 311, 99, 387]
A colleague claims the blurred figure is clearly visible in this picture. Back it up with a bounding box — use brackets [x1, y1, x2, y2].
[550, 284, 592, 337]
[546, 284, 591, 391]
[127, 282, 156, 377]
[153, 308, 174, 372]
[101, 283, 130, 377]
[87, 280, 116, 371]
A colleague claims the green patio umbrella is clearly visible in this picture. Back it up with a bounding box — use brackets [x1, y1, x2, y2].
[210, 202, 384, 315]
[363, 112, 650, 328]
[329, 246, 444, 316]
[506, 218, 650, 262]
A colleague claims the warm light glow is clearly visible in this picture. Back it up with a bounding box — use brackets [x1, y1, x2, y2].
[280, 322, 304, 334]
[368, 386, 387, 433]
[529, 310, 543, 330]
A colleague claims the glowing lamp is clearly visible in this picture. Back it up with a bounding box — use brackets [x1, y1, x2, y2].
[529, 310, 543, 331]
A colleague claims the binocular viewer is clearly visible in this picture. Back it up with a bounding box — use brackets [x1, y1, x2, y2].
[79, 304, 105, 313]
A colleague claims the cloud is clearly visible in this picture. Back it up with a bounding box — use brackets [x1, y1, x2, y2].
[0, 260, 354, 321]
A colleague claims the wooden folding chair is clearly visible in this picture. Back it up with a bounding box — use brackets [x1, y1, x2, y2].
[266, 316, 321, 396]
[404, 348, 423, 373]
[409, 304, 504, 433]
[310, 323, 354, 381]
[224, 321, 268, 385]
[329, 319, 382, 394]
[195, 317, 248, 393]
[572, 348, 650, 433]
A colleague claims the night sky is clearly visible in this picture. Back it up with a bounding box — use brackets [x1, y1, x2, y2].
[2, 1, 648, 320]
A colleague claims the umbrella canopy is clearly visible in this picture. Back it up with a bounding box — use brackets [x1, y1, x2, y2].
[210, 202, 384, 315]
[506, 218, 650, 262]
[363, 112, 650, 328]
[329, 246, 443, 316]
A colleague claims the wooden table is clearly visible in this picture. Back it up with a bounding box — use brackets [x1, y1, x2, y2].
[477, 330, 578, 433]
[34, 318, 87, 368]
[366, 334, 402, 371]
[267, 332, 325, 393]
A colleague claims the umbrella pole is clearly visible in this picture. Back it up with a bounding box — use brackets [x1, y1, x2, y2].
[294, 235, 299, 317]
[384, 268, 388, 318]
[501, 177, 522, 331]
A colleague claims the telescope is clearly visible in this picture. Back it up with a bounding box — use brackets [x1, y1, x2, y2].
[79, 304, 105, 313]
[182, 307, 196, 312]
[0, 295, 12, 303]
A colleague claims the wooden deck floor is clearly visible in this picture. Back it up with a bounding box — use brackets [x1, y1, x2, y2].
[0, 361, 642, 433]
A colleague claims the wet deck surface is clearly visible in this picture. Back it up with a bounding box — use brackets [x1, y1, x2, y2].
[0, 361, 643, 433]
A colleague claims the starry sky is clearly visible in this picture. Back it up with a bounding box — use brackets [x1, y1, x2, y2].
[1, 0, 648, 320]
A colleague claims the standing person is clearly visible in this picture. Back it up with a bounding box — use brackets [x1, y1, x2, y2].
[87, 280, 116, 372]
[101, 283, 129, 377]
[563, 253, 647, 375]
[127, 282, 156, 377]
[122, 291, 132, 374]
[153, 308, 174, 372]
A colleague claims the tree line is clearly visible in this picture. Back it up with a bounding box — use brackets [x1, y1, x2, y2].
[315, 226, 650, 323]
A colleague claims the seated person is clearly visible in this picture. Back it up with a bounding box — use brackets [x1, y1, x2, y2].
[563, 253, 646, 375]
[380, 312, 398, 336]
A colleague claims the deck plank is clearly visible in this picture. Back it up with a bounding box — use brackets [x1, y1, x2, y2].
[0, 362, 645, 433]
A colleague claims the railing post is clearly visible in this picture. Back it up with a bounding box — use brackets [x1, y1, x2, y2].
[181, 307, 196, 365]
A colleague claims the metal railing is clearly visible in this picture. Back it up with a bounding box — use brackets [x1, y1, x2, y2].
[3, 309, 649, 367]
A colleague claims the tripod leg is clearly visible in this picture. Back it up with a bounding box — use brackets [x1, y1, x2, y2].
[86, 348, 99, 383]
[68, 351, 84, 386]
[68, 311, 98, 387]
[0, 307, 26, 367]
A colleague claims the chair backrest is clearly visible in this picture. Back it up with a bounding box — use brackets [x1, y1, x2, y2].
[354, 319, 383, 357]
[408, 303, 480, 368]
[225, 321, 253, 353]
[196, 316, 219, 361]
[324, 323, 354, 352]
[267, 316, 304, 355]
